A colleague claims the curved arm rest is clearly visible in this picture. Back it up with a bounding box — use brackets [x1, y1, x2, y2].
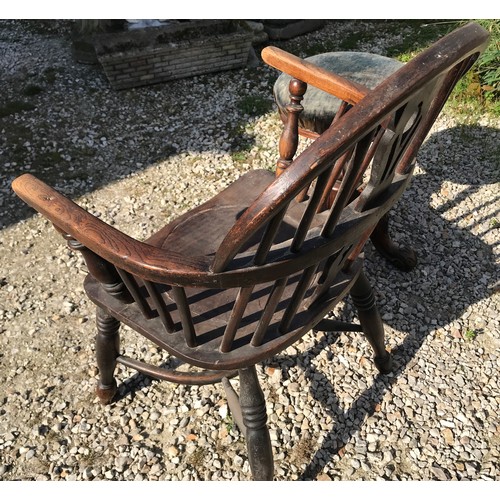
[11, 174, 208, 284]
[262, 46, 369, 105]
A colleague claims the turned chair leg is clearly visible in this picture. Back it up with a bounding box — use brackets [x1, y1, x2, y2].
[223, 366, 274, 480]
[350, 271, 393, 374]
[370, 212, 417, 272]
[239, 366, 274, 480]
[95, 307, 120, 404]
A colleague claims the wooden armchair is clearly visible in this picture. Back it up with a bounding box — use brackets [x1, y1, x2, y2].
[12, 23, 488, 480]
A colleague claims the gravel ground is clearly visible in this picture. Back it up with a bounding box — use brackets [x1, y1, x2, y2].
[0, 20, 499, 483]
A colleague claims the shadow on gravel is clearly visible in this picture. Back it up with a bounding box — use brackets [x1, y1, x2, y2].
[282, 124, 497, 479]
[1, 69, 270, 230]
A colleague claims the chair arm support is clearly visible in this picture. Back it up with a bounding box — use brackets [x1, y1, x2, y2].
[262, 46, 369, 105]
[11, 174, 208, 283]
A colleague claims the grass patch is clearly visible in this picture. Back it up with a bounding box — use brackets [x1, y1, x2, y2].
[186, 447, 208, 470]
[43, 67, 61, 84]
[0, 100, 35, 118]
[231, 150, 250, 163]
[289, 434, 316, 468]
[385, 20, 499, 118]
[338, 30, 376, 51]
[384, 20, 456, 60]
[22, 84, 44, 96]
[279, 20, 498, 119]
[224, 414, 234, 433]
[228, 121, 255, 161]
[237, 95, 273, 116]
[32, 151, 64, 172]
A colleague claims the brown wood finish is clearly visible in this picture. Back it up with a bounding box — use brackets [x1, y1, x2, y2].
[262, 45, 369, 105]
[11, 23, 489, 480]
[276, 78, 307, 177]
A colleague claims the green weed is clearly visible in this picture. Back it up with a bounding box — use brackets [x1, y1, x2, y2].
[464, 328, 478, 341]
[0, 100, 35, 118]
[237, 95, 273, 116]
[22, 84, 44, 96]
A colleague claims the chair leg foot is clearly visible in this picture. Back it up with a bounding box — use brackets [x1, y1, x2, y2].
[374, 352, 393, 374]
[239, 366, 274, 480]
[95, 307, 120, 405]
[350, 271, 392, 374]
[370, 213, 417, 272]
[96, 380, 118, 405]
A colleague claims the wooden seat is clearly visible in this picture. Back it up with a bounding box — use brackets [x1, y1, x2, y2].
[12, 23, 489, 480]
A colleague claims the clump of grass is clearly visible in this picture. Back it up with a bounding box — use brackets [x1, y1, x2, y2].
[231, 150, 250, 163]
[237, 95, 273, 116]
[473, 20, 499, 104]
[22, 84, 44, 96]
[0, 100, 35, 118]
[43, 67, 59, 84]
[186, 447, 208, 470]
[338, 31, 376, 50]
[224, 414, 234, 433]
[463, 328, 478, 341]
[289, 434, 316, 467]
[385, 20, 456, 61]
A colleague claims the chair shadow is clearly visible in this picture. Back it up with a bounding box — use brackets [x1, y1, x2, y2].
[264, 123, 499, 479]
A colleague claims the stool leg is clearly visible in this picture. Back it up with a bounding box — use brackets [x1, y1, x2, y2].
[95, 307, 120, 404]
[239, 366, 274, 480]
[370, 212, 417, 271]
[350, 271, 393, 374]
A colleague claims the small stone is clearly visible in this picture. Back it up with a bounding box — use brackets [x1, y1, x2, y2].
[317, 473, 332, 481]
[150, 464, 162, 474]
[431, 466, 449, 481]
[218, 404, 228, 419]
[82, 467, 94, 479]
[440, 420, 455, 428]
[442, 428, 454, 446]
